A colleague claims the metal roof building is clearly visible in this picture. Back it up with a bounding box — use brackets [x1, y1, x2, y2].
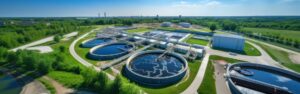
[179, 22, 191, 28]
[161, 22, 172, 27]
[212, 34, 245, 51]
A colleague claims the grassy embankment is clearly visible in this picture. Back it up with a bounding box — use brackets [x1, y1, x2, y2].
[46, 26, 97, 88]
[213, 41, 261, 56]
[241, 27, 300, 52]
[252, 41, 300, 73]
[38, 78, 56, 94]
[127, 28, 151, 33]
[198, 55, 244, 94]
[74, 26, 110, 66]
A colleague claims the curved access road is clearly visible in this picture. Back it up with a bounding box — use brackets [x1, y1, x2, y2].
[69, 27, 115, 80]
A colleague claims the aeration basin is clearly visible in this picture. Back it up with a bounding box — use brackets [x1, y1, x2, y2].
[226, 63, 300, 94]
[124, 50, 188, 87]
[88, 42, 134, 60]
[81, 38, 112, 48]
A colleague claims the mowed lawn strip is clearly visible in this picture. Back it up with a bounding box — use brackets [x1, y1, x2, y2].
[254, 41, 300, 73]
[186, 38, 209, 46]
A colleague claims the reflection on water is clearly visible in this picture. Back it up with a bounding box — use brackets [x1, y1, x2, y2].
[243, 68, 300, 94]
[0, 72, 22, 94]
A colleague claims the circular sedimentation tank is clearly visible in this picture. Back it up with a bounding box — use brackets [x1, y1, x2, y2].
[88, 42, 134, 60]
[124, 50, 188, 87]
[226, 63, 300, 94]
[81, 38, 112, 48]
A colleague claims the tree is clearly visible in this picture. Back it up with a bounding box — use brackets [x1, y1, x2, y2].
[59, 46, 66, 52]
[54, 35, 61, 43]
[111, 75, 122, 94]
[294, 40, 299, 48]
[95, 71, 109, 93]
[0, 47, 8, 62]
[209, 24, 217, 33]
[120, 83, 141, 94]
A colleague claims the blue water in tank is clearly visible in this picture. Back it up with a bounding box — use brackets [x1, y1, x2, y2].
[130, 53, 184, 77]
[83, 38, 111, 47]
[93, 44, 132, 55]
[243, 68, 300, 94]
[0, 73, 21, 94]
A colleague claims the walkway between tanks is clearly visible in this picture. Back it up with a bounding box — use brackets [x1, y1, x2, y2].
[206, 41, 286, 69]
[100, 44, 155, 70]
[181, 53, 210, 94]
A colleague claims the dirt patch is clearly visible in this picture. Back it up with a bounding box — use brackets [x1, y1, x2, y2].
[289, 54, 300, 64]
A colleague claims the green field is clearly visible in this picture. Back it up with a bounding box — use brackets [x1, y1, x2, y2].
[140, 60, 201, 94]
[127, 28, 151, 33]
[74, 26, 109, 66]
[253, 41, 300, 73]
[186, 38, 209, 46]
[241, 27, 300, 41]
[48, 71, 84, 88]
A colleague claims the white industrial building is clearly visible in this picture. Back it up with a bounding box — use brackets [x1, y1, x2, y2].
[212, 34, 245, 51]
[161, 22, 172, 27]
[179, 22, 191, 28]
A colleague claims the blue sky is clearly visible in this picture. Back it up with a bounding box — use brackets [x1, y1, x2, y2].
[0, 0, 299, 17]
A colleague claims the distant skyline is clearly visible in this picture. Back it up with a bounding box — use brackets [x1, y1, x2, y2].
[0, 0, 300, 17]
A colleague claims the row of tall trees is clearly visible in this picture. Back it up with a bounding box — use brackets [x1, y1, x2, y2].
[235, 30, 300, 49]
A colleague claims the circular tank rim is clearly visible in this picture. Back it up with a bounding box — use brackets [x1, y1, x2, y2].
[125, 50, 188, 79]
[225, 62, 300, 94]
[81, 37, 112, 46]
[89, 42, 135, 57]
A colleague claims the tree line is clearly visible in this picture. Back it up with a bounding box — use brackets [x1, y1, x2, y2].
[0, 48, 141, 94]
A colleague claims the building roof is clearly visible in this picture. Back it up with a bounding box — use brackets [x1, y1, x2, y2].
[213, 34, 244, 39]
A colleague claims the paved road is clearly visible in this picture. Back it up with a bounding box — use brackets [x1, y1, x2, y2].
[181, 54, 210, 94]
[214, 61, 231, 94]
[247, 37, 300, 55]
[69, 28, 115, 80]
[206, 41, 285, 68]
[11, 32, 78, 52]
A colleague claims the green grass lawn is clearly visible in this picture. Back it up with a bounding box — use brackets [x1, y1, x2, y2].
[197, 59, 215, 94]
[140, 60, 201, 94]
[183, 27, 211, 32]
[48, 71, 84, 88]
[186, 38, 209, 46]
[197, 55, 243, 94]
[74, 26, 109, 66]
[127, 28, 151, 33]
[253, 41, 300, 73]
[243, 42, 261, 56]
